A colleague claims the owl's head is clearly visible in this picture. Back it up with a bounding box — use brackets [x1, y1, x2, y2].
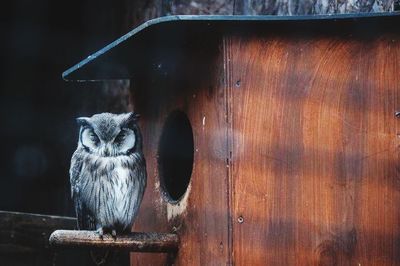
[76, 112, 141, 157]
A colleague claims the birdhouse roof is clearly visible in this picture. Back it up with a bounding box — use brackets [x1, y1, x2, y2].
[63, 13, 400, 82]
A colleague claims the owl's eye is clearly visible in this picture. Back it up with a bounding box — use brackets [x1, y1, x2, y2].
[115, 128, 135, 154]
[81, 128, 100, 150]
[89, 131, 100, 145]
[114, 130, 126, 144]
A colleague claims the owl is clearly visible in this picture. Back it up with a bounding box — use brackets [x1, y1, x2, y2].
[70, 112, 147, 238]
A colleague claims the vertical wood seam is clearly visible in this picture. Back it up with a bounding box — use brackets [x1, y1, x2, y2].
[223, 35, 234, 266]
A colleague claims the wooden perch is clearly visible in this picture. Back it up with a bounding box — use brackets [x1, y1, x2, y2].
[49, 230, 179, 253]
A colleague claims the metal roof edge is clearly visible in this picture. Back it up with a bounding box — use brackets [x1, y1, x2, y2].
[62, 12, 400, 81]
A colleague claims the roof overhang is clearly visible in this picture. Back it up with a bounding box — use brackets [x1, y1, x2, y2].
[63, 13, 400, 82]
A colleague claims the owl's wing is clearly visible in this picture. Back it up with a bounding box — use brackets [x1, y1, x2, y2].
[74, 196, 96, 230]
[126, 155, 147, 228]
[69, 150, 83, 200]
[70, 150, 96, 230]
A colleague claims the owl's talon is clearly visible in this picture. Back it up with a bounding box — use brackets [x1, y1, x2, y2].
[111, 229, 117, 240]
[96, 228, 104, 240]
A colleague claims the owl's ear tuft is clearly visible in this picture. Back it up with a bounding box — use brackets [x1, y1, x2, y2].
[124, 112, 140, 123]
[129, 112, 140, 121]
[120, 112, 140, 129]
[76, 117, 90, 127]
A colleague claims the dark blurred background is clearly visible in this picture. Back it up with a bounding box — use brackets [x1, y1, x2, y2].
[0, 0, 398, 217]
[0, 0, 130, 216]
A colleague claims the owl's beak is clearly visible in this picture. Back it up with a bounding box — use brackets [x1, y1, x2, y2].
[102, 144, 112, 157]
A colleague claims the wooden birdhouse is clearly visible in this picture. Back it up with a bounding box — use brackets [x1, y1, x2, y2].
[61, 14, 400, 265]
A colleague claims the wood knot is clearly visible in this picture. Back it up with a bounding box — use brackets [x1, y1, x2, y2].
[315, 228, 358, 266]
[316, 240, 338, 266]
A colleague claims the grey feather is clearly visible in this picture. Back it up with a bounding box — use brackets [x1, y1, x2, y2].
[70, 112, 146, 235]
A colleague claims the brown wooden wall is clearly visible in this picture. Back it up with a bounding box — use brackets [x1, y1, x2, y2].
[130, 32, 230, 265]
[227, 30, 400, 265]
[129, 22, 400, 265]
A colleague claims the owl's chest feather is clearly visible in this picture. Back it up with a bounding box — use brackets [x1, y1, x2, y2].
[80, 156, 137, 226]
[111, 166, 132, 207]
[90, 158, 132, 197]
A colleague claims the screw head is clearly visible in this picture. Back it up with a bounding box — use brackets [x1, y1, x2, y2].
[235, 79, 241, 87]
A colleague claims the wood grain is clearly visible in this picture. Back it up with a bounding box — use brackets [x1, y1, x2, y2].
[0, 211, 76, 252]
[130, 34, 230, 265]
[0, 211, 91, 266]
[49, 230, 179, 253]
[227, 31, 400, 265]
[124, 17, 400, 266]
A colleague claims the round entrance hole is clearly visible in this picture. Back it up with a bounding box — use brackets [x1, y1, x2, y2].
[158, 110, 194, 202]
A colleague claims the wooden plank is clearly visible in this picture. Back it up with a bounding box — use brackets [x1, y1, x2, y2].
[228, 30, 400, 265]
[49, 230, 179, 253]
[0, 211, 92, 266]
[0, 210, 76, 252]
[130, 34, 230, 265]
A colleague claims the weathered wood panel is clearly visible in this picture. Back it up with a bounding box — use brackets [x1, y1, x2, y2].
[0, 211, 130, 265]
[0, 211, 90, 266]
[130, 33, 230, 265]
[227, 29, 400, 265]
[0, 211, 76, 251]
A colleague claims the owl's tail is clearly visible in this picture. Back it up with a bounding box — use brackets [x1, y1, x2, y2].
[90, 250, 110, 266]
